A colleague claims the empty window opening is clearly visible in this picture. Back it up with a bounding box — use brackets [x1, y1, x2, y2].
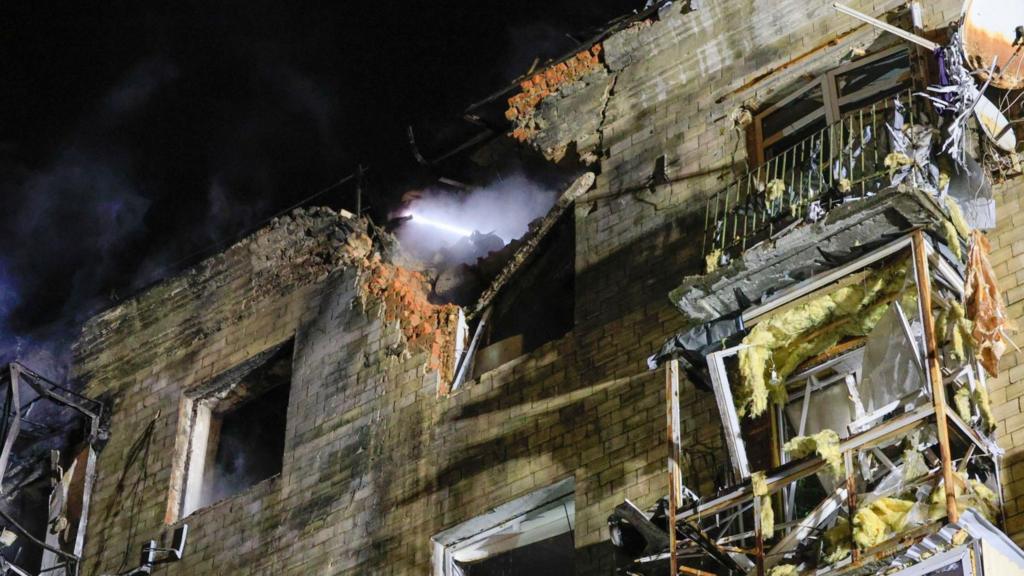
[433, 478, 575, 576]
[471, 211, 574, 378]
[180, 340, 293, 517]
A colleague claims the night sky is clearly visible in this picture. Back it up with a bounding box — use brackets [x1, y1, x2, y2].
[0, 1, 642, 375]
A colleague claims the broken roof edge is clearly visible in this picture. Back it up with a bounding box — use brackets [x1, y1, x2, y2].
[463, 0, 686, 114]
[73, 207, 373, 353]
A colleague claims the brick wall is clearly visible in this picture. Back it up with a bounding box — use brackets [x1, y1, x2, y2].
[71, 2, 1024, 576]
[979, 178, 1024, 543]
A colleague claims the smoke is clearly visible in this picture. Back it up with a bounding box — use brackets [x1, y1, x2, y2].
[395, 173, 558, 263]
[0, 46, 350, 383]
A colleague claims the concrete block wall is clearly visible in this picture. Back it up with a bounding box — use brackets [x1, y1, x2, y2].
[70, 2, 1024, 576]
[72, 203, 716, 574]
[980, 178, 1024, 543]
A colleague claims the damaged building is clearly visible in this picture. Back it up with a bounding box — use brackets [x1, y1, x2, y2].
[3, 0, 1024, 574]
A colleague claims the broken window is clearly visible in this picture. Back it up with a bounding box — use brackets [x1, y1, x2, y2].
[177, 340, 293, 518]
[472, 211, 574, 377]
[432, 478, 575, 576]
[447, 210, 575, 392]
[751, 46, 912, 164]
[649, 231, 1005, 574]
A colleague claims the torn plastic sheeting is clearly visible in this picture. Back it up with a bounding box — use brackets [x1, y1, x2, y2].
[738, 259, 912, 418]
[784, 377, 856, 464]
[859, 304, 926, 417]
[965, 230, 1016, 379]
[647, 312, 746, 390]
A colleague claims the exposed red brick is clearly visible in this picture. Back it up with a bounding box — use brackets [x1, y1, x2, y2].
[505, 44, 605, 142]
[359, 256, 461, 386]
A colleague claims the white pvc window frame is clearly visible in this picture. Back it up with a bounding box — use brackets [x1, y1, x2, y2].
[431, 477, 575, 576]
[705, 234, 963, 482]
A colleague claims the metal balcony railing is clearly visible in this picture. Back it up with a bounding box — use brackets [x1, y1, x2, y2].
[702, 89, 921, 260]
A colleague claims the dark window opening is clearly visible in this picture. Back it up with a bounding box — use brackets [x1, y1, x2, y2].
[457, 532, 575, 576]
[472, 211, 574, 377]
[204, 380, 290, 505]
[186, 340, 293, 514]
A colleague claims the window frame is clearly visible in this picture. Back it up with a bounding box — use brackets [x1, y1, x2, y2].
[750, 45, 912, 165]
[166, 339, 294, 523]
[431, 477, 575, 576]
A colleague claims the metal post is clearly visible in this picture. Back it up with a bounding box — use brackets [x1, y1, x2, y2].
[666, 360, 682, 575]
[845, 449, 860, 562]
[912, 231, 959, 523]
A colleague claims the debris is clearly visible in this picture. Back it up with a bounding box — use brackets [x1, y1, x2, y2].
[0, 530, 15, 547]
[769, 565, 798, 576]
[506, 45, 605, 142]
[954, 386, 973, 423]
[944, 196, 971, 239]
[974, 380, 996, 433]
[964, 231, 1016, 377]
[928, 475, 999, 521]
[467, 172, 595, 319]
[730, 106, 753, 130]
[823, 517, 852, 562]
[943, 220, 962, 261]
[361, 259, 462, 383]
[852, 497, 915, 549]
[705, 248, 721, 274]
[766, 179, 787, 202]
[902, 450, 929, 483]
[783, 430, 843, 478]
[738, 260, 911, 418]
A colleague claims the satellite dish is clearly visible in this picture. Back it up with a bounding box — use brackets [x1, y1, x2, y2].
[974, 92, 1017, 152]
[962, 0, 1024, 90]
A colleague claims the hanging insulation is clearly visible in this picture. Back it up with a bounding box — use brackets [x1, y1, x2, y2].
[738, 260, 912, 418]
[705, 248, 721, 274]
[902, 449, 929, 483]
[752, 471, 775, 539]
[974, 381, 996, 433]
[852, 497, 915, 549]
[943, 220, 962, 261]
[823, 517, 852, 563]
[954, 386, 973, 423]
[783, 430, 843, 477]
[769, 565, 798, 576]
[944, 196, 971, 239]
[928, 475, 999, 522]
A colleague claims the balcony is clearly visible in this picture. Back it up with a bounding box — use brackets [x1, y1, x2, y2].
[702, 88, 923, 264]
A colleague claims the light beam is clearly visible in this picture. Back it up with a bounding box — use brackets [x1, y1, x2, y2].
[408, 212, 472, 237]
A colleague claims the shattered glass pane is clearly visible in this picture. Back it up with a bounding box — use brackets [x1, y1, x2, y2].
[859, 305, 925, 415]
[835, 50, 912, 115]
[784, 382, 856, 441]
